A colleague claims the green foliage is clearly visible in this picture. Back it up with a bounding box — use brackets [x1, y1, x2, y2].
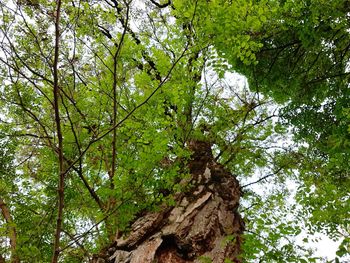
[198, 255, 213, 263]
[0, 0, 349, 262]
[179, 0, 350, 260]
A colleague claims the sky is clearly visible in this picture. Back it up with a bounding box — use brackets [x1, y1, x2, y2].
[221, 72, 345, 262]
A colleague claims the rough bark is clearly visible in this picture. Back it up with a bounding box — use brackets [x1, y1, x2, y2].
[92, 140, 244, 263]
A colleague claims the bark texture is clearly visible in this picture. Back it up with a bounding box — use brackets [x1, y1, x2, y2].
[92, 140, 244, 263]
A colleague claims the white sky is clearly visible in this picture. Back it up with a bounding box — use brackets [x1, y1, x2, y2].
[221, 72, 345, 261]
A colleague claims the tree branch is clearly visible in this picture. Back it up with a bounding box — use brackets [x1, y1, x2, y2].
[62, 42, 189, 178]
[51, 0, 65, 262]
[60, 96, 105, 211]
[149, 0, 172, 8]
[241, 166, 285, 189]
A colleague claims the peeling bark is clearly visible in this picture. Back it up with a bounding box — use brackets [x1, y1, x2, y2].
[92, 140, 244, 263]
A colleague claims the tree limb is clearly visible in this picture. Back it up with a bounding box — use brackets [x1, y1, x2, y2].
[51, 0, 65, 262]
[241, 166, 285, 189]
[149, 0, 172, 8]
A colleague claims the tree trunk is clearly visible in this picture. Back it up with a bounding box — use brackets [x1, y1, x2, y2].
[0, 198, 19, 263]
[52, 0, 65, 262]
[92, 140, 244, 263]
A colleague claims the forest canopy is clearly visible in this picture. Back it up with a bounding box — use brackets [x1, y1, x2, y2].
[0, 0, 349, 262]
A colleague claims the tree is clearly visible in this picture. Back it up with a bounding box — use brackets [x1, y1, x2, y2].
[0, 0, 349, 262]
[185, 0, 350, 260]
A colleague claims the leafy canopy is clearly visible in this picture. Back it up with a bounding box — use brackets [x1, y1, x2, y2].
[0, 0, 349, 262]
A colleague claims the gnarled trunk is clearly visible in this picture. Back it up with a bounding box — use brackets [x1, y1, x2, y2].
[93, 140, 244, 263]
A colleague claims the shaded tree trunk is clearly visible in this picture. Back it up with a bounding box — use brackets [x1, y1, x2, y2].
[92, 140, 244, 263]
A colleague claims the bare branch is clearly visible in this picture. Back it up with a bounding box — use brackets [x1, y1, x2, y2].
[97, 24, 114, 40]
[241, 166, 285, 189]
[149, 0, 172, 8]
